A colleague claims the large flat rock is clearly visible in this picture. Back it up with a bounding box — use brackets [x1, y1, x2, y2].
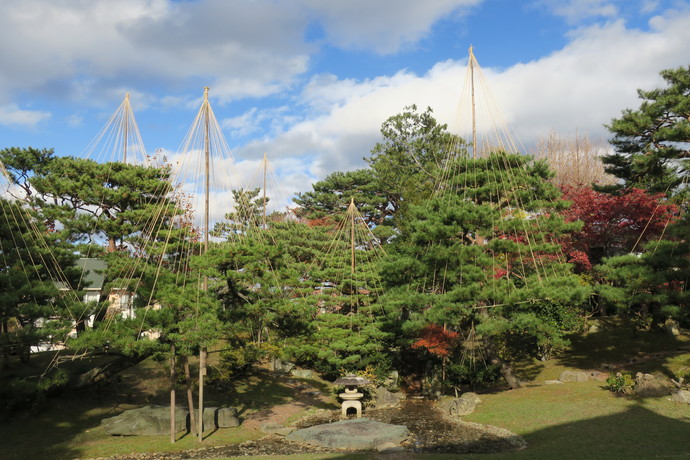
[101, 405, 189, 436]
[286, 418, 409, 450]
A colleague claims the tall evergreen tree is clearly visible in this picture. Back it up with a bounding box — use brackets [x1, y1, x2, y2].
[380, 152, 590, 389]
[366, 105, 461, 222]
[0, 148, 175, 254]
[293, 169, 388, 227]
[599, 65, 690, 200]
[212, 187, 269, 238]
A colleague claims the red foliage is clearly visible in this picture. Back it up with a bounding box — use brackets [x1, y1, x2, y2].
[411, 324, 459, 357]
[493, 267, 509, 279]
[560, 186, 678, 268]
[306, 216, 336, 228]
[566, 249, 592, 271]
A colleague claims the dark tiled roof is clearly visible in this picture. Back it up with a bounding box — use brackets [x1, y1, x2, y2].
[78, 258, 107, 290]
[56, 258, 107, 290]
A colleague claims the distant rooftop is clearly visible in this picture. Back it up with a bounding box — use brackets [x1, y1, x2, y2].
[56, 258, 107, 290]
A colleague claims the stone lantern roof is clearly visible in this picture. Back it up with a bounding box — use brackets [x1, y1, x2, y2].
[333, 374, 370, 386]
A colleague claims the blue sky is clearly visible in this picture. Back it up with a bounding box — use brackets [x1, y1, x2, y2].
[0, 0, 688, 215]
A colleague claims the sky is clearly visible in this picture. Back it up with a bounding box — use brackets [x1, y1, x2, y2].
[0, 0, 689, 217]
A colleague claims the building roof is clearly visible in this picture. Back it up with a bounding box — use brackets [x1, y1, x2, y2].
[56, 258, 107, 291]
[78, 258, 107, 290]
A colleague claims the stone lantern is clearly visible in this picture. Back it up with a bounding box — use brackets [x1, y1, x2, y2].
[333, 374, 369, 418]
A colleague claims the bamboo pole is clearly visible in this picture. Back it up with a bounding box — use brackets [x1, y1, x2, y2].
[170, 344, 176, 443]
[350, 198, 355, 276]
[469, 46, 477, 159]
[263, 152, 267, 229]
[123, 93, 129, 164]
[198, 86, 211, 442]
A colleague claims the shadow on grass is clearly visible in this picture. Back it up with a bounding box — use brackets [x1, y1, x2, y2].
[512, 359, 545, 383]
[0, 365, 334, 459]
[501, 403, 690, 459]
[556, 319, 688, 378]
[0, 392, 117, 460]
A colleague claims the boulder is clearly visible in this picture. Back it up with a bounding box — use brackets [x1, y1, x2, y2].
[662, 319, 681, 337]
[271, 358, 295, 374]
[199, 407, 240, 430]
[290, 368, 314, 379]
[544, 380, 564, 385]
[558, 370, 589, 383]
[372, 386, 404, 408]
[437, 396, 456, 413]
[383, 370, 399, 390]
[438, 392, 481, 417]
[202, 406, 217, 431]
[453, 392, 481, 416]
[671, 389, 690, 404]
[216, 407, 240, 428]
[634, 373, 671, 397]
[101, 405, 188, 436]
[286, 418, 409, 450]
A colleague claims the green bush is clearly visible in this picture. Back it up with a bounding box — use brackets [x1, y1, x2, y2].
[606, 372, 635, 394]
[210, 343, 268, 390]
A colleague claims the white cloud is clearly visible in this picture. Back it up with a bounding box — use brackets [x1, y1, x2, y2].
[301, 0, 482, 54]
[640, 0, 661, 14]
[0, 104, 51, 126]
[240, 7, 690, 188]
[532, 0, 619, 23]
[0, 0, 312, 105]
[0, 0, 485, 107]
[1, 0, 687, 207]
[65, 114, 84, 127]
[222, 108, 262, 138]
[491, 9, 690, 145]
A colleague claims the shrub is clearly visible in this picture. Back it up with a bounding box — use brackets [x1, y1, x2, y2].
[606, 372, 635, 394]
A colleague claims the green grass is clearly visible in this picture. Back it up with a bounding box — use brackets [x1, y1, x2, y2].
[1, 323, 689, 460]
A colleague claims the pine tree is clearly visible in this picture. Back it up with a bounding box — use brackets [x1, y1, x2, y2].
[0, 198, 79, 364]
[599, 65, 690, 200]
[597, 213, 689, 328]
[380, 152, 591, 389]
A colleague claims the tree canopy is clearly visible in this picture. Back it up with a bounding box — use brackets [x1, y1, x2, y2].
[599, 65, 690, 200]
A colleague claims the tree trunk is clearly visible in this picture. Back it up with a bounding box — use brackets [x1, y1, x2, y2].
[19, 344, 30, 364]
[184, 356, 196, 436]
[0, 320, 7, 370]
[497, 361, 523, 389]
[485, 340, 523, 389]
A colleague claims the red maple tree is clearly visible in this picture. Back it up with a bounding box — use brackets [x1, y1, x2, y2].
[411, 324, 459, 357]
[560, 186, 678, 269]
